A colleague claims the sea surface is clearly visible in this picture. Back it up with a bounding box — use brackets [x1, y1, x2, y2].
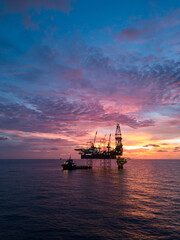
[0, 159, 179, 240]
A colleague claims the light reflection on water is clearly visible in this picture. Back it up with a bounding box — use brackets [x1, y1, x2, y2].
[0, 159, 179, 240]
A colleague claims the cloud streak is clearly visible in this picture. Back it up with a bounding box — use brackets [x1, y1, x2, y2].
[0, 136, 8, 141]
[1, 0, 73, 13]
[0, 95, 155, 137]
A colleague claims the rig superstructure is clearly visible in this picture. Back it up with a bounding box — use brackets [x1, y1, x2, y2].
[75, 124, 127, 168]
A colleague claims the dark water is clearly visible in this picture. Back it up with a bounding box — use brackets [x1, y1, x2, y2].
[0, 159, 179, 240]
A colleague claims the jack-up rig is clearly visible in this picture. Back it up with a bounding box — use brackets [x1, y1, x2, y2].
[75, 124, 127, 169]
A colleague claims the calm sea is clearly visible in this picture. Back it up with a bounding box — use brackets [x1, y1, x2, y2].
[0, 159, 179, 240]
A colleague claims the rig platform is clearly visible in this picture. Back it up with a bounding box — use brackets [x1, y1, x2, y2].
[75, 124, 127, 169]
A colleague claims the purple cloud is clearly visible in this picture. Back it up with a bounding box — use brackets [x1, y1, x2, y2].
[157, 150, 168, 152]
[1, 0, 73, 13]
[0, 94, 154, 137]
[116, 27, 149, 42]
[116, 9, 180, 43]
[143, 144, 160, 147]
[174, 147, 180, 152]
[0, 136, 8, 141]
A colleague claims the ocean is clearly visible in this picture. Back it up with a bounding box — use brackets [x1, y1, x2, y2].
[0, 159, 179, 240]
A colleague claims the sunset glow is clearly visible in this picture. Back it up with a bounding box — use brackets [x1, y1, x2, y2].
[0, 0, 180, 159]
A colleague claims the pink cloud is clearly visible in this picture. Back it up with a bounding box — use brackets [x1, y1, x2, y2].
[115, 23, 151, 43]
[117, 27, 147, 40]
[62, 67, 85, 85]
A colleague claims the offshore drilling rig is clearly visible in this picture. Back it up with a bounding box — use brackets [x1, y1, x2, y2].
[75, 124, 127, 168]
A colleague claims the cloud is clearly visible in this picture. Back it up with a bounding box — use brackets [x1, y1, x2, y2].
[143, 144, 160, 147]
[1, 31, 180, 113]
[31, 45, 59, 65]
[0, 136, 8, 141]
[5, 39, 180, 136]
[50, 147, 59, 150]
[0, 94, 154, 137]
[1, 0, 73, 13]
[157, 149, 168, 152]
[115, 9, 180, 44]
[116, 27, 149, 43]
[0, 134, 76, 158]
[174, 147, 180, 152]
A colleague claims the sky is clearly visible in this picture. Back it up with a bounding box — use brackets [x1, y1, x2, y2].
[0, 0, 180, 159]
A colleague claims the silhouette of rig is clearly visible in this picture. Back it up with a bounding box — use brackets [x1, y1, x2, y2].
[75, 124, 127, 169]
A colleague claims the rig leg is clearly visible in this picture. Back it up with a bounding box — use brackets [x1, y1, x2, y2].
[107, 159, 111, 168]
[118, 163, 123, 169]
[87, 159, 93, 167]
[100, 159, 106, 168]
[116, 157, 127, 169]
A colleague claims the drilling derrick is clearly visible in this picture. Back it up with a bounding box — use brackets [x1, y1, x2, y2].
[92, 131, 97, 148]
[115, 124, 123, 155]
